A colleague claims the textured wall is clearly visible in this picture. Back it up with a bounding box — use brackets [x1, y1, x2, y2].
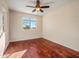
[43, 0, 79, 51]
[10, 10, 42, 42]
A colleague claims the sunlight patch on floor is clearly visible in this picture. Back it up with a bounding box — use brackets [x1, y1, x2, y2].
[3, 50, 27, 58]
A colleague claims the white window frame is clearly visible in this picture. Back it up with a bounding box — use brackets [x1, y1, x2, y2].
[22, 17, 37, 29]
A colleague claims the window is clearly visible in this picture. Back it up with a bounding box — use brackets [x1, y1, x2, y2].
[22, 17, 36, 29]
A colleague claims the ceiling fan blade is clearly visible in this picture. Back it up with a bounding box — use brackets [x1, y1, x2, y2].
[26, 5, 35, 8]
[32, 9, 36, 12]
[41, 6, 50, 8]
[40, 9, 44, 12]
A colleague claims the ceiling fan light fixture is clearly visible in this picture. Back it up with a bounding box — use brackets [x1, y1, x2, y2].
[26, 0, 50, 12]
[36, 8, 40, 11]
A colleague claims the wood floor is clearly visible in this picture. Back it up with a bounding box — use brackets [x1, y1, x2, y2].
[3, 38, 79, 58]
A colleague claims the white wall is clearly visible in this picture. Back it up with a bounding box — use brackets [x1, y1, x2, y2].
[10, 10, 42, 42]
[0, 0, 9, 57]
[43, 0, 79, 51]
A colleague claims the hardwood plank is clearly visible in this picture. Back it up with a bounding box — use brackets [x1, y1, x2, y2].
[3, 38, 79, 58]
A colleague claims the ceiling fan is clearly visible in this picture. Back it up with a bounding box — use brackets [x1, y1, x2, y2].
[26, 0, 50, 12]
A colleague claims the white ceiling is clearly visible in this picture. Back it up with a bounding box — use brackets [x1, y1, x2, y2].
[6, 0, 73, 16]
